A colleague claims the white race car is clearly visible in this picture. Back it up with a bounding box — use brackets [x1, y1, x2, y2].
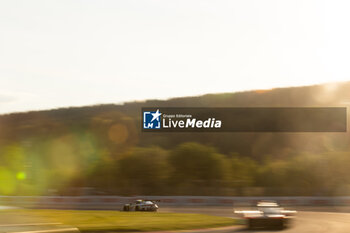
[234, 201, 297, 229]
[123, 199, 159, 212]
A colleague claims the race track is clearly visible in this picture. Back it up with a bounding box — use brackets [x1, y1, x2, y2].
[2, 206, 350, 233]
[161, 206, 350, 233]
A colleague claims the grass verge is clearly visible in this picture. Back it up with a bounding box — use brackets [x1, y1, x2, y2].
[0, 209, 237, 232]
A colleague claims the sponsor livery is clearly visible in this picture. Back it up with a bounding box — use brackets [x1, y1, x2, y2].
[123, 199, 159, 212]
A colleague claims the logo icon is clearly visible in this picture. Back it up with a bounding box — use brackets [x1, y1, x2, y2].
[143, 109, 162, 129]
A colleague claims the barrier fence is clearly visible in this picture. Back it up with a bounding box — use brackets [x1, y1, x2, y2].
[1, 196, 350, 209]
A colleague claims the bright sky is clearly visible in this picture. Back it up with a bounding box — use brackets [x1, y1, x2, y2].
[1, 0, 350, 114]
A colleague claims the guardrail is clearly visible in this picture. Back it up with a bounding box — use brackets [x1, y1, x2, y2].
[1, 196, 350, 209]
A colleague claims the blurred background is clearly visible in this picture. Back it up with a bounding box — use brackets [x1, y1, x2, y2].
[3, 1, 350, 232]
[1, 0, 350, 197]
[0, 82, 349, 197]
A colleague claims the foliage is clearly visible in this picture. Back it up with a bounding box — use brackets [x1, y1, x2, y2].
[1, 82, 350, 196]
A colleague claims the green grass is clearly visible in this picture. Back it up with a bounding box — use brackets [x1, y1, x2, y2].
[1, 209, 237, 232]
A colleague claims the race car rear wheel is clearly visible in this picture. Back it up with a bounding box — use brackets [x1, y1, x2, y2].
[135, 206, 140, 211]
[248, 219, 255, 229]
[123, 206, 130, 211]
[276, 219, 285, 230]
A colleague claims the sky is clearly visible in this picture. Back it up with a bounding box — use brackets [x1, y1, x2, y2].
[1, 0, 350, 114]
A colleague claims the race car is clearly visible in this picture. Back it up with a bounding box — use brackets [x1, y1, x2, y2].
[234, 201, 297, 229]
[123, 199, 159, 212]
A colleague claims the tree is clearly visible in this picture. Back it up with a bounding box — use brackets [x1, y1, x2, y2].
[228, 154, 258, 191]
[117, 147, 169, 195]
[168, 142, 227, 193]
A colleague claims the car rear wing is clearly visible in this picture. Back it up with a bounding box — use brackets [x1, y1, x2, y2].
[280, 210, 297, 216]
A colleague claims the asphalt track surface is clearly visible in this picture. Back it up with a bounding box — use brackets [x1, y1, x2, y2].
[161, 206, 350, 233]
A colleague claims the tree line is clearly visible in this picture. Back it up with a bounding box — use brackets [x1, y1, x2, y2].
[2, 140, 350, 196]
[1, 82, 350, 196]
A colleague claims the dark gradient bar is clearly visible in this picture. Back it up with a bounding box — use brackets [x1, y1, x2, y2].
[142, 107, 347, 132]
